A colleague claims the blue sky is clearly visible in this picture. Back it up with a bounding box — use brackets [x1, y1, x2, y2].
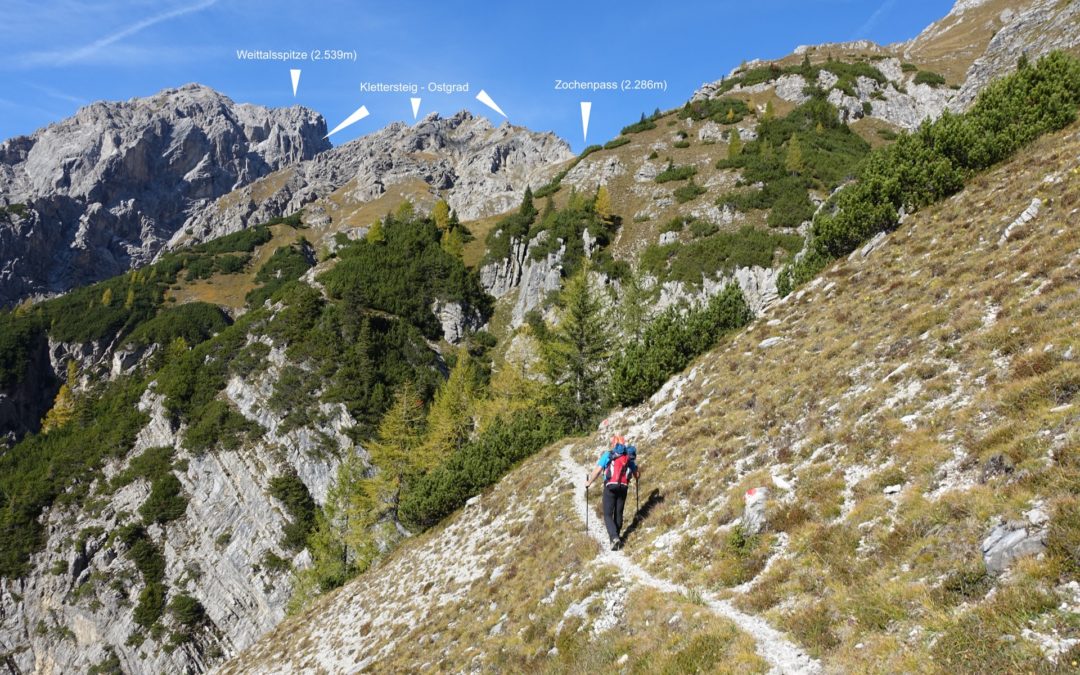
[1, 0, 954, 151]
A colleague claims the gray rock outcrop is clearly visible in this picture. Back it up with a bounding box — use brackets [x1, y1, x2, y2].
[0, 342, 356, 674]
[178, 111, 574, 248]
[0, 84, 329, 306]
[982, 518, 1047, 575]
[657, 266, 778, 316]
[432, 300, 484, 345]
[743, 487, 769, 535]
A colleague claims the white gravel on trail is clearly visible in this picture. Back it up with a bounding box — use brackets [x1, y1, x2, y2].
[560, 444, 821, 675]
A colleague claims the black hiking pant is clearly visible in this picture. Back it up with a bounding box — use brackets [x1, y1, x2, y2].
[602, 484, 629, 542]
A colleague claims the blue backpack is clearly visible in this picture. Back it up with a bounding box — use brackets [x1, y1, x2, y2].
[604, 444, 637, 486]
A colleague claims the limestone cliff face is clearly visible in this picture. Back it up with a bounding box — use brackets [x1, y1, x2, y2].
[178, 111, 575, 247]
[0, 84, 329, 307]
[0, 342, 357, 674]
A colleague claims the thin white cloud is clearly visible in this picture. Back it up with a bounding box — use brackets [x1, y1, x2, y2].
[29, 84, 87, 106]
[853, 0, 898, 39]
[13, 0, 220, 68]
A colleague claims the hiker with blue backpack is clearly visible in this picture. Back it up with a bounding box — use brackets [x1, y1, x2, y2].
[584, 435, 640, 550]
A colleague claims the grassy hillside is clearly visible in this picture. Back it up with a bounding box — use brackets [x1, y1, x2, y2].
[223, 114, 1080, 675]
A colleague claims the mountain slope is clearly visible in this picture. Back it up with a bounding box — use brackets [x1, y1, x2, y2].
[223, 119, 1080, 672]
[176, 110, 575, 252]
[0, 84, 329, 306]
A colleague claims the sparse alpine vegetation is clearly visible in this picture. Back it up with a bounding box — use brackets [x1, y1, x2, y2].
[781, 51, 1080, 293]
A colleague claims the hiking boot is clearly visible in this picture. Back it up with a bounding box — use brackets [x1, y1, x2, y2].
[610, 538, 621, 551]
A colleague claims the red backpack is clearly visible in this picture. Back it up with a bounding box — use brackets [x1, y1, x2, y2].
[604, 445, 635, 486]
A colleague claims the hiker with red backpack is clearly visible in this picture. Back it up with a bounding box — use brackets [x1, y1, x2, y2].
[584, 435, 640, 550]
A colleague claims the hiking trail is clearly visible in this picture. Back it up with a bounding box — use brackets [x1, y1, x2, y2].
[559, 444, 821, 675]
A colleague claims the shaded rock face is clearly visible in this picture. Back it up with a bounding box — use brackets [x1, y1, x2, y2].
[0, 84, 330, 306]
[0, 344, 356, 674]
[179, 111, 575, 247]
[0, 329, 58, 445]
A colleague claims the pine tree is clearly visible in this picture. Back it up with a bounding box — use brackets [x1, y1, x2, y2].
[594, 185, 612, 222]
[726, 108, 736, 123]
[542, 263, 611, 432]
[618, 268, 650, 342]
[41, 361, 77, 432]
[124, 287, 135, 310]
[366, 219, 385, 244]
[287, 447, 379, 614]
[100, 287, 113, 307]
[441, 227, 464, 259]
[727, 128, 743, 160]
[365, 382, 426, 519]
[764, 100, 775, 121]
[519, 186, 537, 221]
[432, 199, 452, 231]
[420, 351, 479, 463]
[394, 200, 415, 221]
[543, 195, 556, 218]
[785, 135, 804, 175]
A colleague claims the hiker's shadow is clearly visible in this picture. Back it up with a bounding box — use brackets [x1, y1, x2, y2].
[621, 489, 664, 542]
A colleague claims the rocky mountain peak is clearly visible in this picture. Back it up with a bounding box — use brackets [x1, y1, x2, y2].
[0, 85, 330, 306]
[178, 108, 574, 246]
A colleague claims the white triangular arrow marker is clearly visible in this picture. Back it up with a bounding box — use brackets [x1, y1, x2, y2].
[411, 97, 421, 120]
[325, 105, 370, 138]
[290, 69, 301, 97]
[580, 101, 592, 145]
[475, 89, 507, 118]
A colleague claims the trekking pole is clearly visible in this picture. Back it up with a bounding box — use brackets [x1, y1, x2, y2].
[635, 478, 639, 521]
[585, 483, 589, 533]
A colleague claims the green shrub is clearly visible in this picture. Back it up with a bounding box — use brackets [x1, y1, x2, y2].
[111, 444, 174, 492]
[680, 97, 750, 124]
[673, 140, 691, 149]
[246, 240, 314, 308]
[0, 376, 148, 577]
[812, 51, 1080, 262]
[321, 213, 492, 340]
[213, 253, 250, 275]
[716, 96, 869, 229]
[182, 400, 259, 453]
[689, 220, 719, 238]
[268, 472, 316, 551]
[673, 181, 706, 203]
[655, 164, 698, 183]
[139, 473, 188, 525]
[621, 112, 660, 135]
[661, 226, 801, 287]
[168, 593, 206, 630]
[767, 187, 816, 227]
[125, 302, 230, 348]
[189, 225, 273, 256]
[608, 284, 752, 406]
[133, 582, 166, 628]
[398, 409, 563, 530]
[603, 137, 632, 150]
[914, 70, 947, 87]
[261, 550, 291, 573]
[120, 527, 166, 583]
[0, 314, 46, 389]
[901, 62, 918, 72]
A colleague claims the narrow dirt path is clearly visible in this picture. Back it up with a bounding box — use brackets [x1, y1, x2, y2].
[559, 444, 821, 675]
